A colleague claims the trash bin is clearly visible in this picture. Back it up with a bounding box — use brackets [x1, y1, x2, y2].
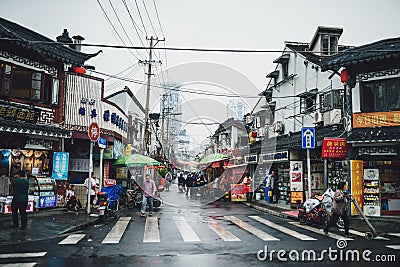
[265, 187, 270, 202]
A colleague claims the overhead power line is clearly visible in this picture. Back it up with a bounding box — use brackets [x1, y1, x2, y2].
[152, 0, 165, 37]
[2, 38, 393, 54]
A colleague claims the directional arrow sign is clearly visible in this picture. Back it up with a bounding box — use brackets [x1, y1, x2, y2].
[301, 127, 315, 149]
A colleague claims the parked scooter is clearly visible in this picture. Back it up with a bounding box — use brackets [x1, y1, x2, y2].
[97, 184, 123, 220]
[298, 188, 344, 228]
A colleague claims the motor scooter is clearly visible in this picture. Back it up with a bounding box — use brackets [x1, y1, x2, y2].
[97, 184, 123, 220]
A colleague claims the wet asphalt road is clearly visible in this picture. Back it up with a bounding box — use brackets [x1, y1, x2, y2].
[1, 198, 399, 267]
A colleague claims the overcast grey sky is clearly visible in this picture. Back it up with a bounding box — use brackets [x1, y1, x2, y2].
[1, 0, 400, 147]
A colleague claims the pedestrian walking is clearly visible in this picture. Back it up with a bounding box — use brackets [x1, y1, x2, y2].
[11, 170, 30, 230]
[84, 173, 98, 212]
[141, 174, 156, 217]
[324, 181, 354, 237]
[185, 173, 194, 197]
[165, 170, 172, 191]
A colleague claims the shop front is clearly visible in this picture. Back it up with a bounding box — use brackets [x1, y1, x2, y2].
[348, 127, 400, 217]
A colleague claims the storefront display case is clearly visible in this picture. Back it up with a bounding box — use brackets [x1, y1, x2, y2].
[277, 163, 290, 205]
[380, 168, 400, 212]
[29, 177, 57, 209]
[363, 169, 381, 217]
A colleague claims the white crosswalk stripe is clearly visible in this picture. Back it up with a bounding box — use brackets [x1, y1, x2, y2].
[102, 217, 131, 244]
[388, 233, 400, 238]
[0, 252, 47, 259]
[202, 216, 240, 241]
[143, 217, 160, 243]
[0, 252, 47, 267]
[173, 216, 201, 242]
[288, 222, 354, 240]
[57, 214, 400, 246]
[249, 216, 317, 241]
[224, 216, 279, 241]
[386, 245, 400, 250]
[2, 263, 38, 267]
[59, 234, 86, 245]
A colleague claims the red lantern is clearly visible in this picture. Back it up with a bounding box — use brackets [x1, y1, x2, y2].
[73, 66, 86, 74]
[340, 69, 348, 84]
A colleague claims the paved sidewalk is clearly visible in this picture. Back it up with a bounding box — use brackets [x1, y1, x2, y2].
[0, 208, 99, 245]
[245, 199, 400, 233]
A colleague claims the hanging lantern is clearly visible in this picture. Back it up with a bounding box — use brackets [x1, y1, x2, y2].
[340, 69, 348, 84]
[73, 66, 86, 74]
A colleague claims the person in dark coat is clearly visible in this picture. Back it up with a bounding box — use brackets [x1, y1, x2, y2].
[11, 171, 30, 230]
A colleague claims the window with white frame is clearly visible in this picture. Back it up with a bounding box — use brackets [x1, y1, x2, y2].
[321, 35, 338, 55]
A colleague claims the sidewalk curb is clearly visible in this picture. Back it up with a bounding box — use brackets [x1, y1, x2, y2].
[57, 217, 100, 235]
[243, 202, 299, 221]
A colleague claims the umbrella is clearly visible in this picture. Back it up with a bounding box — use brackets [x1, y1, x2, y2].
[198, 153, 230, 165]
[114, 153, 161, 167]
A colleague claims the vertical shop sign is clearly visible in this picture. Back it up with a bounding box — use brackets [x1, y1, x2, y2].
[290, 161, 304, 204]
[52, 152, 69, 180]
[350, 160, 363, 215]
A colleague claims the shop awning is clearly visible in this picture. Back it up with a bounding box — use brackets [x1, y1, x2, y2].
[0, 119, 71, 138]
[347, 127, 400, 143]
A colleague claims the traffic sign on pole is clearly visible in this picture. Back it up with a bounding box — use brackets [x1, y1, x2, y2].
[301, 127, 315, 149]
[88, 122, 100, 142]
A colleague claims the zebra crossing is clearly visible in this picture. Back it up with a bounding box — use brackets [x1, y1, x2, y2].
[0, 252, 47, 267]
[55, 214, 400, 250]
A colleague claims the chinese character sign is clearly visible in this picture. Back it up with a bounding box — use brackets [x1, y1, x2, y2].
[321, 138, 348, 158]
[350, 160, 363, 215]
[353, 111, 400, 128]
[52, 152, 69, 180]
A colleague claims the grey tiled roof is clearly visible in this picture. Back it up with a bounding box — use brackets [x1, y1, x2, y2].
[321, 37, 400, 71]
[0, 17, 100, 66]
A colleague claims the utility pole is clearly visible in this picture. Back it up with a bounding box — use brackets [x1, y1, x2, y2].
[141, 36, 164, 155]
[161, 93, 166, 159]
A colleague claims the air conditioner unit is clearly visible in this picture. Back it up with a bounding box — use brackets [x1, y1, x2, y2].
[273, 121, 284, 133]
[323, 109, 342, 125]
[313, 111, 323, 124]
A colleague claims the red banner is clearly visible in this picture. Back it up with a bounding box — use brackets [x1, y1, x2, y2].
[321, 138, 348, 158]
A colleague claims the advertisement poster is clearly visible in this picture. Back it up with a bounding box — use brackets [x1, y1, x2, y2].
[321, 138, 348, 158]
[36, 195, 57, 208]
[230, 184, 247, 202]
[290, 161, 304, 204]
[52, 152, 69, 180]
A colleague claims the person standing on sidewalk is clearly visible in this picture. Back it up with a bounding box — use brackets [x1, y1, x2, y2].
[141, 174, 156, 217]
[11, 171, 30, 230]
[266, 170, 278, 203]
[84, 173, 98, 212]
[243, 174, 253, 202]
[324, 181, 354, 237]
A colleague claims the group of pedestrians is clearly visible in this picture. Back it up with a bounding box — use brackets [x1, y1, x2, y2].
[170, 171, 239, 201]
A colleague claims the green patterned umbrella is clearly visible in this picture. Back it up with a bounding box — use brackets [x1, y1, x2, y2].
[114, 153, 161, 167]
[198, 153, 229, 165]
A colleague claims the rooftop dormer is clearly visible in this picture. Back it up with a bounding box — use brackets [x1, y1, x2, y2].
[309, 26, 343, 56]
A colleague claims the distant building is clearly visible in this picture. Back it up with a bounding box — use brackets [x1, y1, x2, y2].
[227, 100, 248, 121]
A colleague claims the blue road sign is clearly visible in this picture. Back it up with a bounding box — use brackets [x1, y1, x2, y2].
[301, 127, 315, 149]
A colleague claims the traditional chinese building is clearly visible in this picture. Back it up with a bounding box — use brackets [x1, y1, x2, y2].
[322, 37, 400, 217]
